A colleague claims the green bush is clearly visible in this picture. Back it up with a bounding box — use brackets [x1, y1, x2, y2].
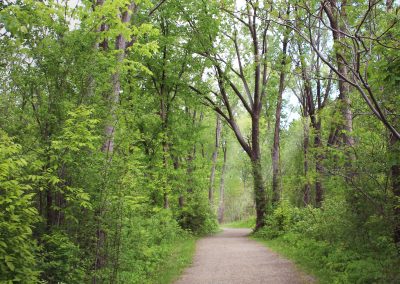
[255, 200, 301, 239]
[115, 208, 193, 283]
[38, 231, 85, 284]
[177, 201, 219, 235]
[0, 131, 39, 283]
[254, 197, 400, 283]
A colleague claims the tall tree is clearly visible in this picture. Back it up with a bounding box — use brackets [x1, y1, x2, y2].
[272, 17, 290, 205]
[188, 0, 285, 229]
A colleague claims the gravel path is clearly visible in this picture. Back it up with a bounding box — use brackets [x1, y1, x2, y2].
[175, 228, 315, 284]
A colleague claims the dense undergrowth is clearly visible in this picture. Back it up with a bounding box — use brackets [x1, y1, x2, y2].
[254, 200, 400, 283]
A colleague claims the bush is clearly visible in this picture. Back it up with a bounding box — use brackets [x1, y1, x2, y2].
[115, 208, 192, 283]
[255, 200, 301, 239]
[38, 231, 85, 283]
[0, 132, 39, 283]
[254, 197, 400, 283]
[177, 198, 218, 235]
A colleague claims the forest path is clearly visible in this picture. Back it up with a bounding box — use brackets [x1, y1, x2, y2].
[175, 228, 314, 284]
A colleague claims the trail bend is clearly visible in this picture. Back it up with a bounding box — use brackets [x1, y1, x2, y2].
[175, 228, 314, 284]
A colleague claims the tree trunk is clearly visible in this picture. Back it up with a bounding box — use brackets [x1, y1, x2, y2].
[323, 0, 355, 171]
[161, 96, 169, 209]
[218, 141, 227, 223]
[209, 114, 222, 204]
[337, 60, 355, 150]
[314, 118, 324, 207]
[303, 118, 311, 205]
[172, 157, 184, 208]
[272, 27, 289, 206]
[101, 3, 136, 155]
[252, 158, 266, 230]
[95, 3, 136, 280]
[391, 134, 400, 249]
[386, 0, 394, 11]
[251, 105, 267, 229]
[46, 189, 53, 230]
[186, 109, 197, 196]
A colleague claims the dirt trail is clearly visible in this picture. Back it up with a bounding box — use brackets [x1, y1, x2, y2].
[175, 228, 314, 284]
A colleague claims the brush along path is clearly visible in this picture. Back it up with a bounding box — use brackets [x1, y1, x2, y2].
[175, 228, 314, 284]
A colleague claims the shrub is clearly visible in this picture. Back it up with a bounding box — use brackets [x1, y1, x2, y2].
[38, 231, 85, 283]
[254, 197, 400, 283]
[0, 131, 39, 283]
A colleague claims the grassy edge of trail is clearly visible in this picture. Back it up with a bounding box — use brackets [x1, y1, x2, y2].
[152, 237, 197, 284]
[252, 236, 321, 283]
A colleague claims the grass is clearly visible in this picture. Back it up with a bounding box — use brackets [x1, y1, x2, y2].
[152, 237, 197, 284]
[222, 216, 256, 228]
[252, 236, 324, 283]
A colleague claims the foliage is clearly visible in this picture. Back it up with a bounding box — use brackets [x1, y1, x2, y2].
[0, 131, 39, 283]
[1, 0, 400, 282]
[0, 0, 219, 282]
[254, 199, 400, 283]
[38, 231, 85, 283]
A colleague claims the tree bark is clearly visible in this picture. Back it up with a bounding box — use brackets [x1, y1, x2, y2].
[101, 2, 136, 155]
[271, 30, 289, 206]
[209, 114, 222, 204]
[314, 118, 324, 207]
[391, 135, 400, 249]
[252, 158, 266, 230]
[323, 0, 355, 168]
[161, 86, 169, 209]
[218, 141, 227, 223]
[46, 189, 53, 230]
[303, 118, 311, 205]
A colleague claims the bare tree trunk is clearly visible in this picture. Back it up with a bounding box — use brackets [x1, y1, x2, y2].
[386, 0, 394, 11]
[391, 135, 400, 249]
[218, 141, 227, 223]
[178, 195, 184, 208]
[252, 158, 266, 230]
[46, 189, 53, 230]
[252, 111, 266, 229]
[101, 2, 136, 155]
[186, 109, 197, 196]
[298, 41, 314, 207]
[209, 114, 222, 204]
[323, 0, 355, 171]
[161, 95, 169, 209]
[172, 157, 184, 208]
[272, 31, 289, 206]
[314, 118, 324, 207]
[303, 118, 311, 205]
[337, 61, 355, 151]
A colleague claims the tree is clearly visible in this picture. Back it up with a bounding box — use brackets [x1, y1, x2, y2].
[188, 0, 288, 229]
[272, 13, 291, 205]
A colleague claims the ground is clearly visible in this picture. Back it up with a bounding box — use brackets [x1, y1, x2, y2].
[175, 228, 315, 284]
